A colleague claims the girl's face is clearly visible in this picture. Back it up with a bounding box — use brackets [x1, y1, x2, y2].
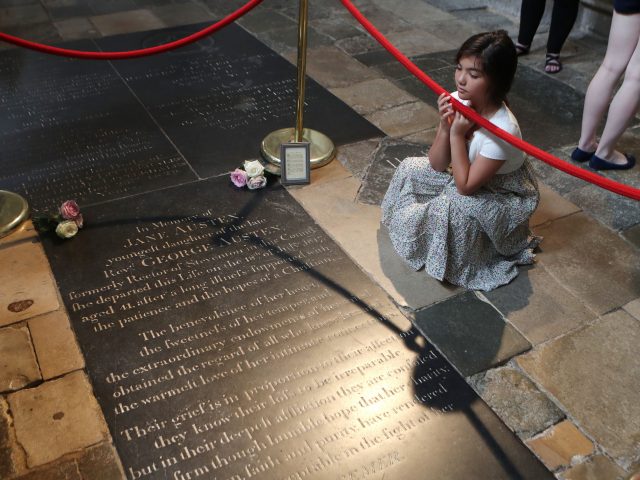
[455, 55, 491, 107]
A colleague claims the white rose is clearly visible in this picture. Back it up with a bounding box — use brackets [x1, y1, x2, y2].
[243, 160, 265, 178]
[55, 220, 78, 239]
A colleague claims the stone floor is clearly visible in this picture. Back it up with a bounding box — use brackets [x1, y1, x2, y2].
[1, 0, 639, 479]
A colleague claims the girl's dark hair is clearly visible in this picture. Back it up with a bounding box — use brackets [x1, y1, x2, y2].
[455, 30, 517, 105]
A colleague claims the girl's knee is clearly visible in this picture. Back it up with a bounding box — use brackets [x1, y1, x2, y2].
[400, 156, 430, 172]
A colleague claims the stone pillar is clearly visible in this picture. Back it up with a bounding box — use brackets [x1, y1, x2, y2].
[578, 0, 613, 38]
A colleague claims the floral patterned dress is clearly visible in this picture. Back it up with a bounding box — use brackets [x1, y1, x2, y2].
[381, 156, 541, 291]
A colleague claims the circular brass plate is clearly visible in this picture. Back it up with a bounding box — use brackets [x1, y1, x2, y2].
[0, 191, 30, 238]
[260, 128, 335, 172]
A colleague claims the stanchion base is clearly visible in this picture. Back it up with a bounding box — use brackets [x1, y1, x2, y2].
[260, 128, 335, 174]
[0, 191, 30, 239]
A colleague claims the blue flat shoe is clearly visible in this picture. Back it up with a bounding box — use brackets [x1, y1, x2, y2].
[589, 153, 636, 170]
[570, 147, 594, 163]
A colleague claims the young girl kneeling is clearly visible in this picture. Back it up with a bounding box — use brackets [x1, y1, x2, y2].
[381, 30, 540, 291]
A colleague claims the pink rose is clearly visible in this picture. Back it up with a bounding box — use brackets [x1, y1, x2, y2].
[230, 168, 248, 187]
[59, 200, 80, 220]
[247, 175, 267, 190]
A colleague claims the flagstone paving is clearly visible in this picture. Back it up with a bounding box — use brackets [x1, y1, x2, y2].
[1, 0, 639, 479]
[468, 364, 564, 438]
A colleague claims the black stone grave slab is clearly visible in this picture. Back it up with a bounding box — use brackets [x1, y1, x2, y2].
[358, 138, 427, 206]
[42, 176, 553, 479]
[95, 23, 384, 177]
[0, 40, 196, 213]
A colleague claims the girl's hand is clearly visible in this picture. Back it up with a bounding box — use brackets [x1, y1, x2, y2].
[450, 111, 475, 138]
[437, 93, 454, 131]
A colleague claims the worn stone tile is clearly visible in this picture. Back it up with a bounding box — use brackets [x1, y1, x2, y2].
[365, 101, 440, 137]
[621, 223, 640, 250]
[288, 176, 459, 308]
[0, 221, 37, 248]
[335, 34, 382, 56]
[394, 74, 448, 104]
[384, 28, 454, 57]
[0, 395, 27, 478]
[309, 11, 364, 40]
[357, 137, 428, 206]
[560, 455, 627, 480]
[468, 366, 564, 438]
[303, 46, 379, 89]
[0, 326, 41, 393]
[236, 8, 295, 34]
[290, 157, 352, 189]
[42, 0, 94, 21]
[149, 3, 213, 27]
[8, 371, 109, 468]
[565, 181, 640, 232]
[335, 137, 383, 181]
[529, 149, 589, 196]
[76, 442, 124, 480]
[28, 310, 84, 381]
[260, 25, 333, 57]
[452, 7, 518, 35]
[54, 17, 100, 40]
[484, 264, 596, 345]
[376, 226, 461, 309]
[13, 458, 81, 480]
[330, 78, 416, 115]
[354, 49, 409, 77]
[349, 2, 412, 34]
[623, 298, 640, 322]
[401, 128, 437, 146]
[0, 239, 60, 328]
[530, 182, 581, 228]
[526, 420, 594, 471]
[517, 310, 640, 465]
[370, 0, 455, 25]
[424, 17, 480, 47]
[533, 213, 640, 315]
[87, 0, 136, 16]
[413, 292, 531, 377]
[0, 5, 48, 26]
[90, 9, 165, 36]
[509, 65, 588, 152]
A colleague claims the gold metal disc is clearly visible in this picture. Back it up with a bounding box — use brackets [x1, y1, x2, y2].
[260, 128, 335, 173]
[0, 191, 30, 239]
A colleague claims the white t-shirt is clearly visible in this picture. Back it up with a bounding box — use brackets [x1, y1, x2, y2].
[450, 91, 524, 174]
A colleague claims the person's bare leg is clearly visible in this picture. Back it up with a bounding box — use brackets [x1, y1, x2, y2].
[595, 28, 640, 164]
[578, 12, 640, 153]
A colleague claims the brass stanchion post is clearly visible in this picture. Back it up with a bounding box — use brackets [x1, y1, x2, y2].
[261, 0, 335, 171]
[0, 191, 29, 238]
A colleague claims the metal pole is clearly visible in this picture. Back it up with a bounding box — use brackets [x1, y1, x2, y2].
[294, 0, 308, 142]
[260, 0, 335, 171]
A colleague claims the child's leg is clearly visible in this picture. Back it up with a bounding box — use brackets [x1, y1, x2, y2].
[595, 23, 640, 162]
[579, 12, 640, 152]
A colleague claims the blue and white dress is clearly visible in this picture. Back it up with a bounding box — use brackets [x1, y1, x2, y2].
[381, 94, 541, 291]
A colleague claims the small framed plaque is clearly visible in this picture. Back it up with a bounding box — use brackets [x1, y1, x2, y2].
[280, 142, 311, 185]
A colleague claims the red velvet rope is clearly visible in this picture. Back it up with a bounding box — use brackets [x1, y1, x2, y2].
[340, 0, 640, 201]
[0, 0, 263, 59]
